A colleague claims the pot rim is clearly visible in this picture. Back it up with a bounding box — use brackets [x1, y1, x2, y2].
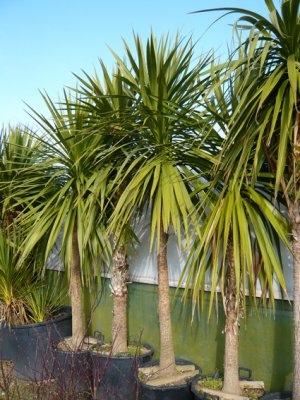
[5, 306, 72, 330]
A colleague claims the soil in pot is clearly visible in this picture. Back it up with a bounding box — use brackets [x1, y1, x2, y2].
[192, 374, 265, 400]
[138, 358, 201, 400]
[90, 342, 154, 400]
[8, 306, 72, 381]
[52, 338, 92, 399]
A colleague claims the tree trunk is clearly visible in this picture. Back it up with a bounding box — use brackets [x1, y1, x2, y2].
[291, 205, 300, 399]
[111, 243, 129, 354]
[157, 220, 176, 377]
[70, 225, 85, 349]
[222, 237, 241, 395]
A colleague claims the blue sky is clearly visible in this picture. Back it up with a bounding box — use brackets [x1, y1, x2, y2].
[0, 1, 272, 127]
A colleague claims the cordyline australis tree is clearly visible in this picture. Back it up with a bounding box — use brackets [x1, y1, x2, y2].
[180, 44, 289, 395]
[74, 62, 140, 354]
[0, 127, 49, 325]
[192, 0, 300, 396]
[11, 92, 114, 349]
[108, 33, 215, 379]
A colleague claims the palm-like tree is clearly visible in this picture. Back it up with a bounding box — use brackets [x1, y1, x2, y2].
[74, 63, 140, 354]
[181, 48, 289, 394]
[0, 126, 49, 324]
[193, 0, 300, 395]
[11, 92, 114, 349]
[108, 33, 214, 379]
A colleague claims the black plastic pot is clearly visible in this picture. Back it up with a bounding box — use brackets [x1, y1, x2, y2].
[139, 358, 201, 400]
[91, 343, 154, 400]
[260, 392, 292, 400]
[53, 347, 92, 399]
[8, 306, 72, 381]
[0, 322, 14, 360]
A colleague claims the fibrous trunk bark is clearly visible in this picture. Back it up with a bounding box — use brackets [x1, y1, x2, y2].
[222, 236, 241, 395]
[70, 225, 85, 349]
[291, 204, 300, 399]
[111, 243, 129, 354]
[157, 220, 176, 377]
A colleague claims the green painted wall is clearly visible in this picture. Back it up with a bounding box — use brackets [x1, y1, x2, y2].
[87, 280, 293, 392]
